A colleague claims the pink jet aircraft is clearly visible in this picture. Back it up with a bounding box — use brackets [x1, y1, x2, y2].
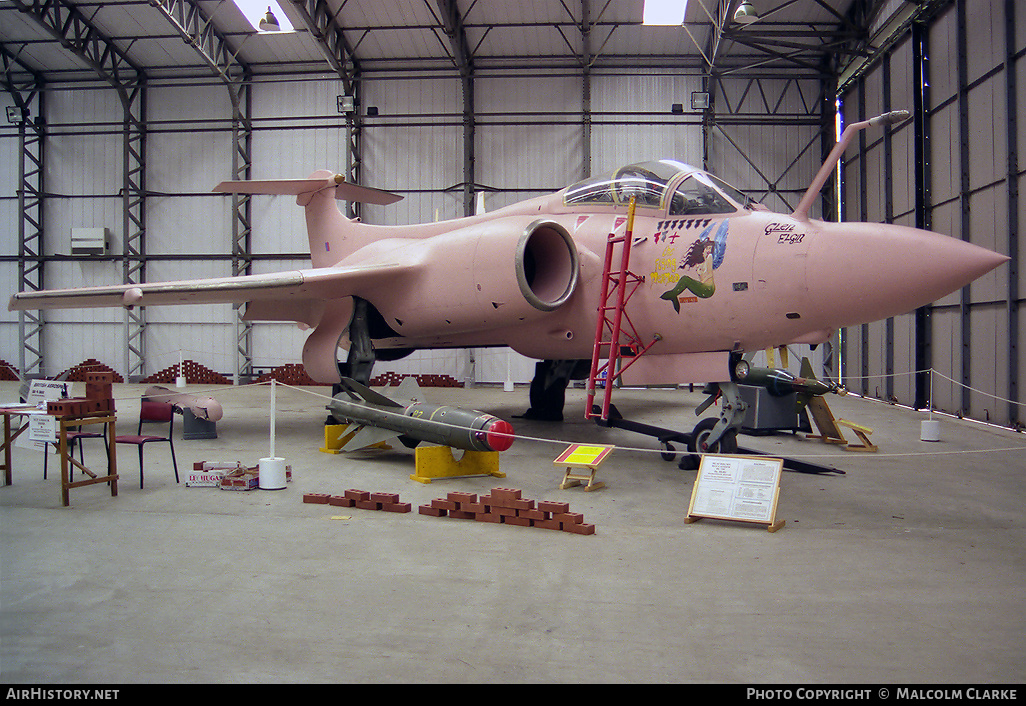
[9, 111, 1008, 455]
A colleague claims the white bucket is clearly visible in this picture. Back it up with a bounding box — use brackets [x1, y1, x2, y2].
[920, 419, 941, 442]
[259, 457, 287, 490]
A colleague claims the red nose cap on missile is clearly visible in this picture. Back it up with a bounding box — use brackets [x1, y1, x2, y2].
[485, 418, 515, 452]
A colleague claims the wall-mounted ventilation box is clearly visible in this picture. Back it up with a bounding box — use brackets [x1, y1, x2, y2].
[71, 228, 108, 256]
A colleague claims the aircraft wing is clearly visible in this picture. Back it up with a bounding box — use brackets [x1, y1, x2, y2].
[8, 263, 412, 311]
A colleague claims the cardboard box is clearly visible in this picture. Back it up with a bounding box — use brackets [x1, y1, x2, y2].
[220, 467, 260, 491]
[187, 461, 242, 488]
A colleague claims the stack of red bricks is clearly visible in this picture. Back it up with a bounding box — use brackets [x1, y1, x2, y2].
[142, 359, 231, 385]
[46, 371, 116, 418]
[56, 359, 124, 383]
[0, 360, 19, 381]
[303, 489, 412, 513]
[369, 372, 463, 388]
[255, 363, 319, 386]
[419, 487, 595, 535]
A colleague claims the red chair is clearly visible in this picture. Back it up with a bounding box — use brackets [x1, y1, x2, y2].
[115, 399, 179, 489]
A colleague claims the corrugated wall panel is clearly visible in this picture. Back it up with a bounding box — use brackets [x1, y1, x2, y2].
[477, 73, 583, 192]
[709, 76, 825, 216]
[252, 322, 308, 370]
[360, 76, 462, 227]
[968, 77, 1007, 187]
[928, 14, 959, 99]
[478, 122, 582, 192]
[890, 122, 915, 220]
[590, 72, 704, 174]
[929, 307, 962, 415]
[1021, 167, 1026, 302]
[969, 304, 1009, 423]
[147, 322, 238, 378]
[893, 313, 915, 403]
[966, 0, 1005, 86]
[969, 186, 1007, 304]
[0, 260, 16, 369]
[373, 349, 466, 382]
[839, 0, 1022, 426]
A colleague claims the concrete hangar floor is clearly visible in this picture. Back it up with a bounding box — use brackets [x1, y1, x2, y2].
[1, 378, 1023, 684]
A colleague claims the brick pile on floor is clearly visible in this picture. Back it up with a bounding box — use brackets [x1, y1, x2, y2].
[142, 360, 231, 385]
[303, 486, 595, 535]
[56, 359, 124, 383]
[0, 360, 19, 381]
[420, 487, 595, 535]
[256, 363, 319, 386]
[304, 489, 412, 513]
[369, 372, 463, 388]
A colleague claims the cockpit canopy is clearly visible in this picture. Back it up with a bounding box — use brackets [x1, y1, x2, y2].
[563, 160, 754, 215]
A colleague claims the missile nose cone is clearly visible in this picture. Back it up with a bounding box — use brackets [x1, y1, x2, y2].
[484, 418, 515, 452]
[808, 223, 1008, 327]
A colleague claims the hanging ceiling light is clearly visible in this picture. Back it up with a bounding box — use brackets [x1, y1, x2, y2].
[733, 1, 759, 25]
[232, 0, 293, 32]
[258, 7, 281, 31]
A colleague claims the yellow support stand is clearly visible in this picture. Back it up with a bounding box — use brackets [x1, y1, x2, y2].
[320, 424, 392, 454]
[837, 419, 878, 452]
[410, 445, 506, 484]
[805, 396, 848, 445]
[320, 424, 355, 454]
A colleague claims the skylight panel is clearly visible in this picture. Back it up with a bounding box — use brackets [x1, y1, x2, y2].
[233, 0, 295, 32]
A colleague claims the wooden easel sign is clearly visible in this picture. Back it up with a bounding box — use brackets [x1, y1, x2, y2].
[554, 443, 613, 491]
[686, 454, 786, 532]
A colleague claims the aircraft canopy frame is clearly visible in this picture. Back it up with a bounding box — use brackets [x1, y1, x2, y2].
[562, 160, 753, 215]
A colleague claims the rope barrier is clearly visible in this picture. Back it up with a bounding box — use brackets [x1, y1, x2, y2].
[128, 378, 1026, 462]
[11, 360, 1025, 462]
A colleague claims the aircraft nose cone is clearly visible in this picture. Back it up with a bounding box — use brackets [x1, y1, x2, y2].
[808, 223, 1008, 327]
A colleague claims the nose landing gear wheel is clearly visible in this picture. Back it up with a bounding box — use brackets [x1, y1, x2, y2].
[679, 417, 739, 470]
[689, 417, 739, 454]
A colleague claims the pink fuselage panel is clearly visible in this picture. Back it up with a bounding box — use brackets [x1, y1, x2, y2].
[349, 196, 1006, 363]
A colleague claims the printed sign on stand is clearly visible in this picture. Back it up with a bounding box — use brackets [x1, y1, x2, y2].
[686, 454, 785, 532]
[29, 414, 57, 444]
[14, 380, 72, 451]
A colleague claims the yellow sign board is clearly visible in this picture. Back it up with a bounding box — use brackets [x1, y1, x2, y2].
[554, 444, 614, 468]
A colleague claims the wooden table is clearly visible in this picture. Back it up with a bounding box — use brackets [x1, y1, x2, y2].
[1, 406, 118, 506]
[0, 404, 36, 487]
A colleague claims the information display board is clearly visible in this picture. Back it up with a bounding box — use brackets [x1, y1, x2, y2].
[686, 454, 785, 532]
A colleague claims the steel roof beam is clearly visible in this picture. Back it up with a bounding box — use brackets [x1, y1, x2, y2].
[148, 0, 248, 94]
[434, 0, 476, 216]
[288, 0, 361, 92]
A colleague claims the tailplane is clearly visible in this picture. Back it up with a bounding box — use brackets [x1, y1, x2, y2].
[212, 172, 402, 268]
[212, 173, 402, 205]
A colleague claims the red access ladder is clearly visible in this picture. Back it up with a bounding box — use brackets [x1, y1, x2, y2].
[585, 198, 660, 421]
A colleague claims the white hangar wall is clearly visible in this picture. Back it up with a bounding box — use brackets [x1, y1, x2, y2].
[5, 60, 907, 396]
[840, 0, 1023, 427]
